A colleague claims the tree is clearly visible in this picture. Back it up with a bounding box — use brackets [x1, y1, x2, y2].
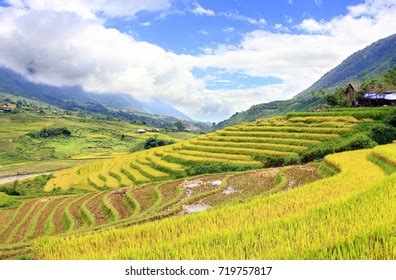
[384, 67, 396, 86]
[175, 121, 186, 131]
[144, 137, 174, 149]
[325, 94, 338, 107]
[325, 86, 348, 107]
[359, 79, 385, 94]
[16, 100, 24, 108]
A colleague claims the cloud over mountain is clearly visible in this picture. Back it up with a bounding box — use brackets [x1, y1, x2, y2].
[0, 0, 395, 121]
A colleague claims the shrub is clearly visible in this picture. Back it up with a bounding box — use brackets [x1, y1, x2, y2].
[386, 114, 396, 127]
[29, 127, 71, 138]
[255, 155, 300, 167]
[370, 124, 396, 145]
[340, 134, 376, 150]
[129, 140, 145, 153]
[185, 162, 250, 176]
[144, 137, 174, 150]
[301, 134, 376, 162]
[0, 192, 20, 209]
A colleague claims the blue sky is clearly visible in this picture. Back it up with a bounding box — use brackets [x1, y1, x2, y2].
[0, 0, 395, 121]
[105, 0, 363, 54]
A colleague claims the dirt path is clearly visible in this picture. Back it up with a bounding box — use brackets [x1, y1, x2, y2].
[0, 172, 51, 185]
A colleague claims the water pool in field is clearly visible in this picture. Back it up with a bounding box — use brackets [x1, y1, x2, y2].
[182, 204, 209, 214]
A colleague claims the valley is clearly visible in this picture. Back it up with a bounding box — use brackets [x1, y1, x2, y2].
[0, 94, 197, 177]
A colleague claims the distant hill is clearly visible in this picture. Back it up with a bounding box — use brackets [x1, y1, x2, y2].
[0, 66, 195, 126]
[216, 34, 396, 128]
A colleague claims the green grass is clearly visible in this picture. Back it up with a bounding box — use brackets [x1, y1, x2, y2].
[367, 152, 396, 175]
[0, 192, 20, 209]
[0, 110, 196, 174]
[101, 194, 120, 222]
[79, 200, 96, 228]
[287, 107, 396, 120]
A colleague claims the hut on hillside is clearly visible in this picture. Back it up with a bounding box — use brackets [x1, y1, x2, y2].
[0, 104, 16, 113]
[344, 83, 360, 107]
[145, 128, 160, 132]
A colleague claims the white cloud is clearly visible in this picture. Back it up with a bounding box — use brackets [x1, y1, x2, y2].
[192, 3, 215, 16]
[0, 7, 208, 116]
[219, 11, 266, 27]
[200, 29, 208, 35]
[140, 21, 151, 26]
[347, 0, 395, 17]
[285, 15, 293, 23]
[223, 26, 235, 32]
[298, 18, 328, 33]
[0, 0, 395, 122]
[274, 23, 289, 32]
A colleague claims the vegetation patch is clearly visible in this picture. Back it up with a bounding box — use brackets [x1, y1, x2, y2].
[0, 192, 20, 209]
[28, 127, 71, 139]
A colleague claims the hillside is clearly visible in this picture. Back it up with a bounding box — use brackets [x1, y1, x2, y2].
[0, 108, 394, 259]
[0, 161, 325, 259]
[40, 107, 394, 192]
[217, 34, 396, 128]
[0, 67, 204, 128]
[33, 143, 396, 259]
[298, 33, 396, 95]
[0, 94, 197, 177]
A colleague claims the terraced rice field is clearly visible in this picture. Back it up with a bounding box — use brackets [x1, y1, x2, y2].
[0, 161, 324, 259]
[33, 142, 396, 260]
[44, 116, 359, 192]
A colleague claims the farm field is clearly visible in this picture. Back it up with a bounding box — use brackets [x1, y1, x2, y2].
[0, 161, 324, 259]
[43, 112, 389, 192]
[0, 110, 196, 177]
[0, 108, 395, 260]
[32, 142, 396, 260]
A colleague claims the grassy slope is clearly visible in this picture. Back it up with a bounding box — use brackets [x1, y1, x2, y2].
[0, 111, 196, 176]
[32, 143, 396, 259]
[43, 113, 382, 192]
[0, 161, 324, 259]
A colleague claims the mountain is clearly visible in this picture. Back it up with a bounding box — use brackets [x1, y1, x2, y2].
[216, 33, 396, 128]
[139, 99, 192, 121]
[297, 33, 396, 96]
[0, 66, 192, 122]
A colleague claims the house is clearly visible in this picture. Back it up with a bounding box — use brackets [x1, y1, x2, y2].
[0, 103, 16, 113]
[360, 92, 396, 106]
[145, 128, 160, 132]
[344, 83, 360, 107]
[136, 129, 146, 134]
